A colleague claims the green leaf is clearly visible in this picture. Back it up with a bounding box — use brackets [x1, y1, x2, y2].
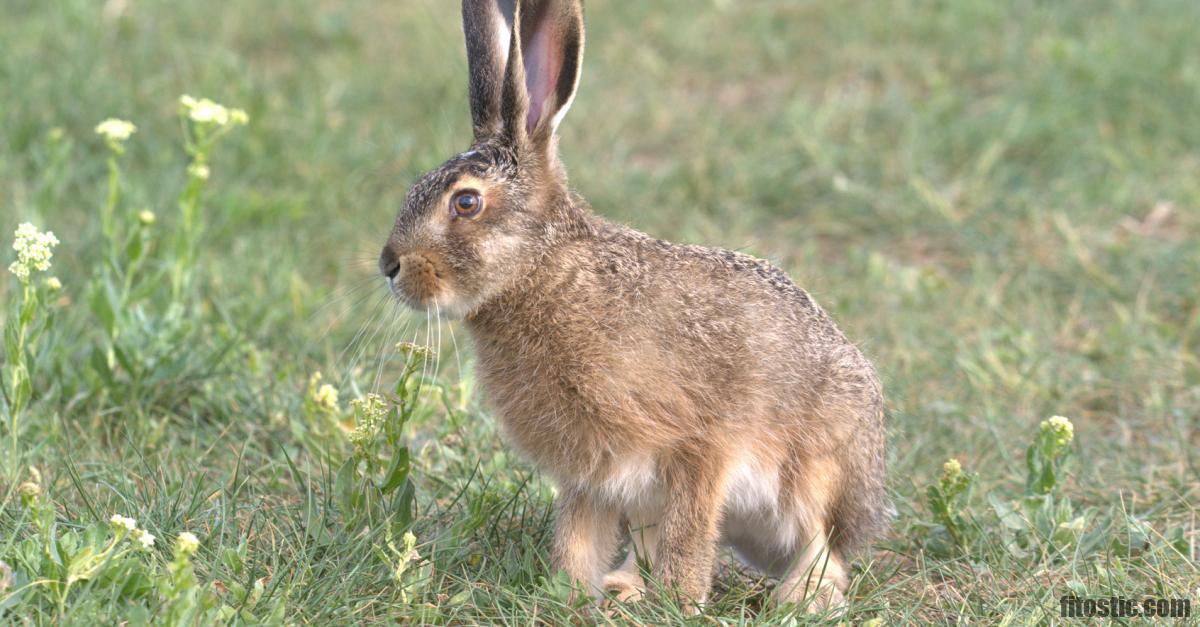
[89, 348, 114, 384]
[47, 523, 64, 567]
[11, 366, 31, 415]
[112, 343, 137, 377]
[335, 457, 357, 518]
[222, 546, 245, 576]
[988, 493, 1025, 531]
[65, 546, 97, 584]
[19, 289, 38, 326]
[281, 447, 304, 486]
[125, 230, 145, 264]
[88, 283, 116, 338]
[0, 566, 30, 610]
[393, 480, 415, 529]
[380, 448, 410, 494]
[1037, 463, 1056, 495]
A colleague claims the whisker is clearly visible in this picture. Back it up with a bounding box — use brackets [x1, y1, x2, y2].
[368, 306, 397, 394]
[372, 303, 410, 393]
[333, 293, 388, 386]
[434, 302, 444, 380]
[445, 312, 466, 399]
[333, 292, 384, 363]
[308, 275, 378, 322]
[342, 295, 394, 390]
[310, 278, 382, 346]
[419, 307, 433, 395]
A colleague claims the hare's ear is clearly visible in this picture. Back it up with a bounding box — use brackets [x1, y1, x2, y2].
[463, 0, 517, 139]
[498, 0, 584, 150]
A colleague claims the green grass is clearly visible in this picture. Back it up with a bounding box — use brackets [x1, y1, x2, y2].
[2, 0, 1198, 623]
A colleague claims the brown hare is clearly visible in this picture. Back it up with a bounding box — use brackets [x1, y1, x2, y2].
[379, 0, 889, 611]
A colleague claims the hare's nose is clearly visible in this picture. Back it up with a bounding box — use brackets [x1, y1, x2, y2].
[379, 244, 401, 281]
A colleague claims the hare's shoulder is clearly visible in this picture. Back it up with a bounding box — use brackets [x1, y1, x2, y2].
[582, 218, 822, 315]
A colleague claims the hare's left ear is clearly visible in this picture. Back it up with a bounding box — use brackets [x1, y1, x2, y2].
[463, 0, 517, 140]
[498, 0, 585, 149]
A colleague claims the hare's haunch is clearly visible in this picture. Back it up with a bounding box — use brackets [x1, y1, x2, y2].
[379, 0, 889, 609]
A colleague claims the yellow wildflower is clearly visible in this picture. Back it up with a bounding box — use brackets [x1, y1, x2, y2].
[942, 458, 962, 480]
[314, 384, 339, 411]
[349, 393, 388, 451]
[176, 531, 200, 556]
[18, 481, 41, 499]
[1041, 415, 1074, 448]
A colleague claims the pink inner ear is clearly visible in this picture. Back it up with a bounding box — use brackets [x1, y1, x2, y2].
[523, 18, 562, 133]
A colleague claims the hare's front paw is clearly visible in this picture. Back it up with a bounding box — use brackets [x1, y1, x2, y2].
[600, 568, 645, 603]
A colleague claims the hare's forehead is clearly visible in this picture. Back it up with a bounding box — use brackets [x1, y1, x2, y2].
[403, 149, 508, 210]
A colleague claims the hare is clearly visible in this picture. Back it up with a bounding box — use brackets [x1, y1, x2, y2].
[379, 0, 889, 611]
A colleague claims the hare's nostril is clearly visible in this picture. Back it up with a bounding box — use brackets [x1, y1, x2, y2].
[379, 245, 402, 280]
[383, 260, 401, 280]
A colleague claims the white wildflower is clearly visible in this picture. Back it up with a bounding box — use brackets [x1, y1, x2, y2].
[134, 529, 156, 549]
[8, 222, 59, 281]
[110, 514, 137, 532]
[138, 210, 157, 225]
[187, 163, 210, 180]
[44, 276, 62, 290]
[94, 118, 137, 142]
[179, 95, 248, 127]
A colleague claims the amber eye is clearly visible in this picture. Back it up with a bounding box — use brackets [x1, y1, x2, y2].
[450, 190, 483, 218]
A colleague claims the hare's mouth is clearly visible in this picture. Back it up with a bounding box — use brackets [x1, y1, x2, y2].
[388, 252, 448, 310]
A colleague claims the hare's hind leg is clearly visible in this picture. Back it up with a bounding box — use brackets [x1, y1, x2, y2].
[721, 479, 848, 611]
[601, 515, 659, 603]
[768, 451, 851, 612]
[770, 528, 848, 611]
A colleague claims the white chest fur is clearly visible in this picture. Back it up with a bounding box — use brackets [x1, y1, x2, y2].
[593, 455, 784, 520]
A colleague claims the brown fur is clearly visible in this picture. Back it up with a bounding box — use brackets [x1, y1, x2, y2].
[379, 0, 890, 609]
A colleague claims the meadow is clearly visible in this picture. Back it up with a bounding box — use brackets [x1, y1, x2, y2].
[2, 0, 1198, 623]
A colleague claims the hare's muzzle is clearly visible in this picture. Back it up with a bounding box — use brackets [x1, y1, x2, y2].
[380, 243, 445, 309]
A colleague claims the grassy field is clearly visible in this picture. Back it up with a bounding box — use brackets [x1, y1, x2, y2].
[2, 0, 1198, 623]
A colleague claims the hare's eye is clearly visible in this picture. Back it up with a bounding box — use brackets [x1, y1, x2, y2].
[450, 190, 483, 218]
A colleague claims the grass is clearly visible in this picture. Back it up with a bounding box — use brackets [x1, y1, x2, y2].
[2, 0, 1198, 623]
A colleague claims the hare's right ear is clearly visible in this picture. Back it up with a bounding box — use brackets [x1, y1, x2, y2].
[463, 0, 517, 139]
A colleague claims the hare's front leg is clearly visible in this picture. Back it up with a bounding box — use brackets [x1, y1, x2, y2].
[550, 487, 621, 598]
[653, 457, 726, 605]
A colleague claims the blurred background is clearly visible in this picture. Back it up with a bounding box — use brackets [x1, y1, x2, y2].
[2, 0, 1197, 621]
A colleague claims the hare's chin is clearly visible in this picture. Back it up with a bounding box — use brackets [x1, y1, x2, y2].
[386, 279, 432, 311]
[388, 281, 476, 320]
